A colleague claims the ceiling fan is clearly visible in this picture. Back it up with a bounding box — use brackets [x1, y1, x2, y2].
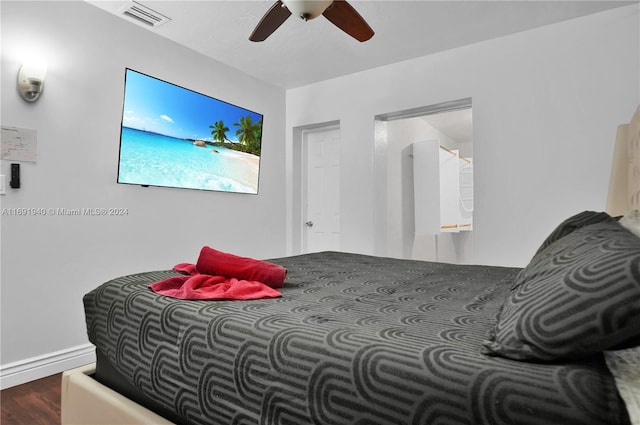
[249, 0, 374, 42]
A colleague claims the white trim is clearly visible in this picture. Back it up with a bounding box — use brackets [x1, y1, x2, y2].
[0, 343, 96, 389]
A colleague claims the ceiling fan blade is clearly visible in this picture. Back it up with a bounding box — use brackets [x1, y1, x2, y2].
[249, 0, 292, 42]
[322, 0, 374, 42]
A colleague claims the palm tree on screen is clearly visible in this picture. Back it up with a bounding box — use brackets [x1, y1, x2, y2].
[234, 116, 262, 155]
[209, 120, 229, 143]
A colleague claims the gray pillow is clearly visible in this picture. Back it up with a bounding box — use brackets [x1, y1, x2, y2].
[533, 210, 613, 256]
[483, 219, 640, 361]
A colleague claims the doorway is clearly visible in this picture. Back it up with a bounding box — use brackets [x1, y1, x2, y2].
[375, 98, 473, 263]
[301, 125, 342, 253]
[290, 122, 342, 255]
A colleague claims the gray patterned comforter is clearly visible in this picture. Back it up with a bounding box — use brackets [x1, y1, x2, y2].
[84, 251, 630, 425]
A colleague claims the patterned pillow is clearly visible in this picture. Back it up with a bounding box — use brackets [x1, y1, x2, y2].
[533, 210, 614, 256]
[483, 219, 640, 361]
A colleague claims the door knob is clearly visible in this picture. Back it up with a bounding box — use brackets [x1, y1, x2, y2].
[305, 221, 314, 227]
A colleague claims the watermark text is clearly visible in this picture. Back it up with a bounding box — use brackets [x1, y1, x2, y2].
[1, 207, 129, 217]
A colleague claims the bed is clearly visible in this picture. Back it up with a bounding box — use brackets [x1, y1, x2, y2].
[61, 105, 640, 425]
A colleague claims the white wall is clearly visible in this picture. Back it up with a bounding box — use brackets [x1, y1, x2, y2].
[1, 1, 286, 387]
[286, 4, 640, 266]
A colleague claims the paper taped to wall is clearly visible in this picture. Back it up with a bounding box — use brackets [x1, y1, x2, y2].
[1, 126, 37, 163]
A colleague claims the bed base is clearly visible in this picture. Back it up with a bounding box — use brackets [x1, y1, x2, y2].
[61, 363, 174, 425]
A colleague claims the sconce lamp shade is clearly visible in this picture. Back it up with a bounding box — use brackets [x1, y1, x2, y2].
[18, 62, 47, 102]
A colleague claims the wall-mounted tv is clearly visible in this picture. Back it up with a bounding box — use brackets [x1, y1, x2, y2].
[117, 68, 263, 194]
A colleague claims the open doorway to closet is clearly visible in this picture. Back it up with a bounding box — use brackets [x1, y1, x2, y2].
[375, 98, 473, 264]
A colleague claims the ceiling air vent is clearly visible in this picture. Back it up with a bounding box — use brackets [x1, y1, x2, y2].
[120, 1, 171, 29]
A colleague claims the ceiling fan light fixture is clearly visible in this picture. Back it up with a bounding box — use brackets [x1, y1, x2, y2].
[282, 0, 333, 20]
[249, 0, 373, 42]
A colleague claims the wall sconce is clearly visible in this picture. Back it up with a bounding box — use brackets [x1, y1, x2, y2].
[17, 62, 47, 102]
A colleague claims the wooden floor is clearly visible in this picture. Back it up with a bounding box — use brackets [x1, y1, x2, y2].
[1, 374, 61, 425]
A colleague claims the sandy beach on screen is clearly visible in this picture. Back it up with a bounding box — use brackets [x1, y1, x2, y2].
[215, 149, 260, 191]
[217, 149, 259, 166]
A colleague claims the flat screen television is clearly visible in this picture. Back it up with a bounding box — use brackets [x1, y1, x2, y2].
[117, 68, 263, 194]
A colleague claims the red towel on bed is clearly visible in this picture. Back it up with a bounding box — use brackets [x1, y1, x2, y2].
[195, 246, 287, 288]
[149, 247, 286, 300]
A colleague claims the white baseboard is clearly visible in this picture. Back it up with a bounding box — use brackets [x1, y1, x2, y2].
[0, 343, 96, 390]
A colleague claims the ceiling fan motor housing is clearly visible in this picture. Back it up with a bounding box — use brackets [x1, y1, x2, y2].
[282, 0, 334, 20]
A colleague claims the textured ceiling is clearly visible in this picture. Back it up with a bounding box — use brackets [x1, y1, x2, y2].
[87, 1, 635, 89]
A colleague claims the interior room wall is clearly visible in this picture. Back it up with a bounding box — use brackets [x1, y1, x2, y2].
[286, 4, 639, 266]
[1, 1, 286, 387]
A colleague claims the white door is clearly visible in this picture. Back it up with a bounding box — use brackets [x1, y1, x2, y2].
[302, 127, 341, 253]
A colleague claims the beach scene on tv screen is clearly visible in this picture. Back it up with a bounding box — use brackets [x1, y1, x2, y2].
[117, 69, 263, 194]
